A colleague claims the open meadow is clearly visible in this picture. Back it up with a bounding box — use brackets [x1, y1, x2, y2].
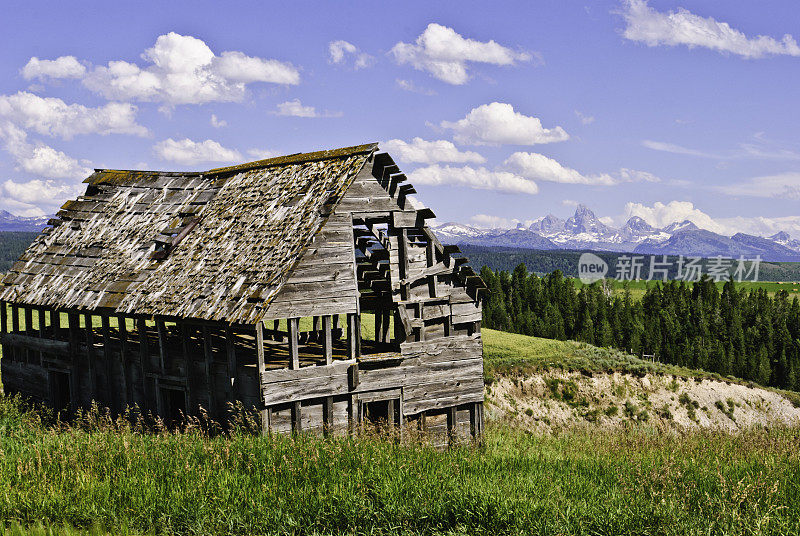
[1, 328, 799, 535]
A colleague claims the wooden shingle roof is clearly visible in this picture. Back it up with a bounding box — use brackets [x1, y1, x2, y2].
[0, 143, 378, 324]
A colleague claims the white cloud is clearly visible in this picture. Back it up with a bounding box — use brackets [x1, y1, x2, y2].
[715, 215, 800, 239]
[0, 122, 92, 180]
[0, 91, 148, 139]
[21, 56, 86, 80]
[395, 79, 436, 95]
[210, 113, 227, 128]
[644, 138, 800, 161]
[33, 33, 299, 106]
[441, 102, 569, 146]
[621, 0, 800, 59]
[153, 138, 242, 165]
[328, 40, 375, 69]
[381, 138, 486, 165]
[390, 23, 532, 85]
[720, 172, 800, 200]
[247, 148, 279, 160]
[503, 152, 660, 186]
[561, 199, 579, 207]
[408, 164, 538, 195]
[469, 214, 536, 229]
[622, 201, 725, 233]
[273, 99, 342, 118]
[1, 179, 81, 215]
[575, 110, 595, 125]
[642, 139, 721, 158]
[621, 199, 800, 238]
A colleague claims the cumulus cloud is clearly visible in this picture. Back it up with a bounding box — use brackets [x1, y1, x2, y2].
[390, 23, 533, 84]
[395, 79, 436, 95]
[153, 138, 242, 165]
[273, 99, 342, 118]
[32, 33, 299, 106]
[381, 138, 486, 165]
[0, 122, 92, 180]
[408, 164, 537, 195]
[469, 214, 536, 229]
[0, 91, 148, 139]
[621, 200, 800, 238]
[621, 0, 800, 58]
[622, 201, 725, 233]
[503, 152, 660, 186]
[21, 56, 86, 80]
[210, 114, 227, 128]
[1, 179, 81, 215]
[720, 172, 800, 200]
[328, 40, 375, 69]
[441, 102, 569, 146]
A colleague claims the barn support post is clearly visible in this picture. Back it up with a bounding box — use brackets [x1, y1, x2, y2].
[446, 406, 457, 447]
[256, 321, 268, 434]
[67, 313, 80, 411]
[374, 310, 383, 345]
[180, 323, 193, 415]
[101, 315, 113, 411]
[288, 317, 299, 369]
[347, 313, 360, 359]
[10, 305, 20, 361]
[52, 309, 61, 336]
[136, 318, 149, 412]
[0, 300, 7, 363]
[84, 313, 96, 399]
[225, 327, 237, 402]
[270, 320, 279, 341]
[37, 307, 46, 363]
[312, 316, 320, 342]
[469, 402, 484, 442]
[24, 306, 34, 362]
[201, 326, 214, 418]
[322, 396, 334, 436]
[156, 320, 167, 373]
[287, 317, 301, 432]
[117, 315, 129, 412]
[322, 315, 332, 365]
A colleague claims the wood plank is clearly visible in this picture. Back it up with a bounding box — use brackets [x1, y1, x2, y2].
[288, 317, 299, 369]
[322, 315, 332, 365]
[202, 326, 214, 417]
[0, 333, 70, 356]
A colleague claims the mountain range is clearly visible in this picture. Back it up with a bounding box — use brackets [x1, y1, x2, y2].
[0, 210, 49, 232]
[433, 205, 800, 262]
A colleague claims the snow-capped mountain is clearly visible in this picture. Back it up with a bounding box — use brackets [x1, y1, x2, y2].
[432, 204, 800, 261]
[769, 231, 800, 253]
[0, 210, 49, 232]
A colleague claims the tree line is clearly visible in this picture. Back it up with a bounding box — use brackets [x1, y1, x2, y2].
[480, 265, 800, 392]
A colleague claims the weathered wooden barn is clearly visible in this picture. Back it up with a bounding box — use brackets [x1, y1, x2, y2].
[0, 143, 486, 438]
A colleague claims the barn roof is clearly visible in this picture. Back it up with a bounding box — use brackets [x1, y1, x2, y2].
[0, 143, 378, 324]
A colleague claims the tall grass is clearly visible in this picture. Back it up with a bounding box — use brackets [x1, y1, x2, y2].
[1, 395, 798, 535]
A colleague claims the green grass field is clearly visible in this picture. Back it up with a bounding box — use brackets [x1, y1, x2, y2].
[572, 277, 800, 300]
[1, 327, 800, 534]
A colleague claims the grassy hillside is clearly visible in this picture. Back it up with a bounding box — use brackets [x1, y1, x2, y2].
[1, 328, 800, 534]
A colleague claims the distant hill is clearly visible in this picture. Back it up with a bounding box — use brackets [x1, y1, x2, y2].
[0, 210, 49, 232]
[457, 245, 800, 282]
[0, 232, 38, 272]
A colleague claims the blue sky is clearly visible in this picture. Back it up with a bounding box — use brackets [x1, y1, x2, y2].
[1, 0, 799, 237]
